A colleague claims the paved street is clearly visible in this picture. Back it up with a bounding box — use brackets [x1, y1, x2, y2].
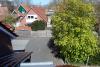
[25, 37, 64, 65]
[12, 31, 64, 65]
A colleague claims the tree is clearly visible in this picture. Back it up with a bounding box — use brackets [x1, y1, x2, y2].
[4, 15, 16, 25]
[52, 0, 99, 64]
[94, 4, 100, 35]
[48, 0, 63, 11]
[48, 0, 57, 8]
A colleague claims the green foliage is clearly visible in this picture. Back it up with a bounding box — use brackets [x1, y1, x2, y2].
[4, 15, 16, 25]
[88, 52, 100, 65]
[29, 20, 46, 31]
[52, 0, 99, 64]
[88, 38, 100, 65]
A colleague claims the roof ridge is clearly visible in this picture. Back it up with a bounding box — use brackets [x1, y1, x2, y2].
[32, 7, 47, 23]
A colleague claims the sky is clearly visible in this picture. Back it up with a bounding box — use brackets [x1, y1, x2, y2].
[19, 0, 52, 5]
[30, 0, 52, 5]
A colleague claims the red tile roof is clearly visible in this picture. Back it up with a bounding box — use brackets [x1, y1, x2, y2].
[32, 6, 48, 23]
[15, 26, 32, 31]
[5, 24, 12, 29]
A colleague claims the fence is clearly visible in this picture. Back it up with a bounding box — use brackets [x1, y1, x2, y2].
[15, 30, 52, 38]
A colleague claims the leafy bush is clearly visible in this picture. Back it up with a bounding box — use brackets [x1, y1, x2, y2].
[29, 20, 46, 31]
[4, 15, 16, 25]
[52, 0, 99, 64]
[88, 38, 100, 65]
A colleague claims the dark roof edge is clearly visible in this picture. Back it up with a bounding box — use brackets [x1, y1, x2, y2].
[0, 22, 18, 37]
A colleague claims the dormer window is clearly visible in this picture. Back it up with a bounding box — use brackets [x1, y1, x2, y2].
[28, 16, 30, 19]
[31, 16, 34, 18]
[27, 16, 34, 19]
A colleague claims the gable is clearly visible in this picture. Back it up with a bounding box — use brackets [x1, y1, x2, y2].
[27, 9, 36, 15]
[20, 9, 38, 24]
[20, 6, 48, 24]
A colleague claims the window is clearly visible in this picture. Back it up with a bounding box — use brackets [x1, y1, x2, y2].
[31, 16, 34, 18]
[27, 16, 35, 19]
[28, 16, 30, 19]
[35, 18, 37, 19]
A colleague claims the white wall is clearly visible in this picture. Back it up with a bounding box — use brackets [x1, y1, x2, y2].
[26, 14, 38, 24]
[15, 22, 21, 27]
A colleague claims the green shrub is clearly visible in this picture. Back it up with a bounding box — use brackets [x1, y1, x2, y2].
[29, 20, 46, 31]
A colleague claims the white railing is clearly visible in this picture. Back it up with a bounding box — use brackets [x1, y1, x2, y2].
[20, 61, 54, 67]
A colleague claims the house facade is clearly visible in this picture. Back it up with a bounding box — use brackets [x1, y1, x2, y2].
[20, 8, 39, 25]
[20, 7, 48, 24]
[14, 3, 48, 27]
